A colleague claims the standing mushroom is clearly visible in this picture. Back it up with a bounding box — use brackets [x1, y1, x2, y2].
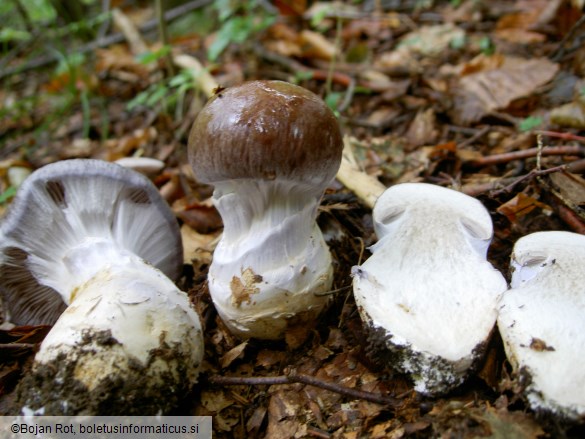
[352, 183, 507, 395]
[0, 159, 204, 415]
[497, 231, 585, 420]
[188, 80, 343, 339]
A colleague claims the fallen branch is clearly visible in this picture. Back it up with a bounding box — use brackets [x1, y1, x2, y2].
[207, 372, 402, 406]
[468, 145, 585, 168]
[536, 130, 585, 143]
[488, 164, 569, 197]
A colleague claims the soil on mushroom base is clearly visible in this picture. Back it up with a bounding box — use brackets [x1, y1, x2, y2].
[12, 329, 197, 416]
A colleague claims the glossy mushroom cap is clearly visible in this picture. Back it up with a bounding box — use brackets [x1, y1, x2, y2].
[0, 159, 183, 325]
[188, 80, 343, 188]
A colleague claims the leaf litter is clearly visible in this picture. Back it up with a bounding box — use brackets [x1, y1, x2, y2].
[1, 0, 585, 437]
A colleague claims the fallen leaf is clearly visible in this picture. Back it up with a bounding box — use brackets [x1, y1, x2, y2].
[452, 56, 559, 124]
[406, 108, 438, 149]
[398, 23, 465, 56]
[550, 99, 585, 129]
[179, 224, 217, 266]
[472, 406, 545, 439]
[220, 340, 248, 368]
[497, 193, 551, 222]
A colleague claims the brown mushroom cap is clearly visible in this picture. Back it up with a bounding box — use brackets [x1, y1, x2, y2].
[188, 80, 343, 188]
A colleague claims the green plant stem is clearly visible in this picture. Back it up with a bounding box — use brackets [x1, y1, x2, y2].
[325, 16, 343, 97]
[155, 0, 175, 77]
[80, 88, 91, 139]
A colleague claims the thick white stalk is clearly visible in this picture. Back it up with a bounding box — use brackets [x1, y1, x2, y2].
[208, 179, 333, 339]
[21, 252, 204, 415]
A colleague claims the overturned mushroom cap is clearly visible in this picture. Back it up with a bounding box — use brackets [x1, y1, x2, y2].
[188, 80, 343, 188]
[0, 159, 183, 325]
[353, 183, 507, 395]
[497, 231, 585, 420]
[0, 159, 204, 415]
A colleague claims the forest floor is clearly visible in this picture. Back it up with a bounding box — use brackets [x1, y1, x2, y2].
[1, 0, 585, 437]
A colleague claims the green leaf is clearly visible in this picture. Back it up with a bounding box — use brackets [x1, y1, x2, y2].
[519, 116, 543, 132]
[145, 84, 168, 107]
[169, 70, 193, 87]
[208, 17, 251, 61]
[0, 28, 31, 43]
[0, 186, 17, 205]
[325, 92, 343, 111]
[294, 71, 314, 82]
[127, 90, 151, 111]
[450, 34, 466, 50]
[136, 46, 171, 65]
[479, 36, 495, 55]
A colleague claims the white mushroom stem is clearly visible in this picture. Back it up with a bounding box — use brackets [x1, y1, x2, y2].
[353, 183, 507, 395]
[497, 231, 585, 420]
[208, 179, 333, 339]
[18, 224, 203, 415]
[34, 253, 202, 388]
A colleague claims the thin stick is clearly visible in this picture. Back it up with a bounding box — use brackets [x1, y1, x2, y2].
[468, 145, 585, 168]
[489, 164, 568, 196]
[536, 130, 585, 143]
[207, 373, 401, 406]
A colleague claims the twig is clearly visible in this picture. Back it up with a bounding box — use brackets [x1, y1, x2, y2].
[207, 373, 401, 406]
[556, 204, 585, 234]
[536, 130, 585, 143]
[96, 0, 112, 40]
[489, 164, 568, 197]
[0, 343, 34, 351]
[468, 145, 585, 168]
[457, 125, 490, 149]
[0, 0, 213, 79]
[551, 14, 585, 61]
[461, 177, 518, 197]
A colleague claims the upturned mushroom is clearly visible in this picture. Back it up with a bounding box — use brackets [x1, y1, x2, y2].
[0, 159, 204, 415]
[352, 183, 507, 395]
[497, 231, 585, 420]
[188, 80, 343, 339]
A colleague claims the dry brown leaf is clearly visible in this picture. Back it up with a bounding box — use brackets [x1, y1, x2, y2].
[472, 406, 545, 439]
[398, 23, 465, 56]
[246, 405, 267, 433]
[405, 108, 438, 148]
[550, 99, 585, 129]
[299, 30, 336, 60]
[265, 389, 306, 438]
[452, 56, 559, 125]
[179, 224, 217, 266]
[497, 193, 551, 222]
[200, 389, 235, 413]
[550, 171, 585, 207]
[174, 198, 223, 234]
[256, 349, 286, 369]
[220, 340, 248, 368]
